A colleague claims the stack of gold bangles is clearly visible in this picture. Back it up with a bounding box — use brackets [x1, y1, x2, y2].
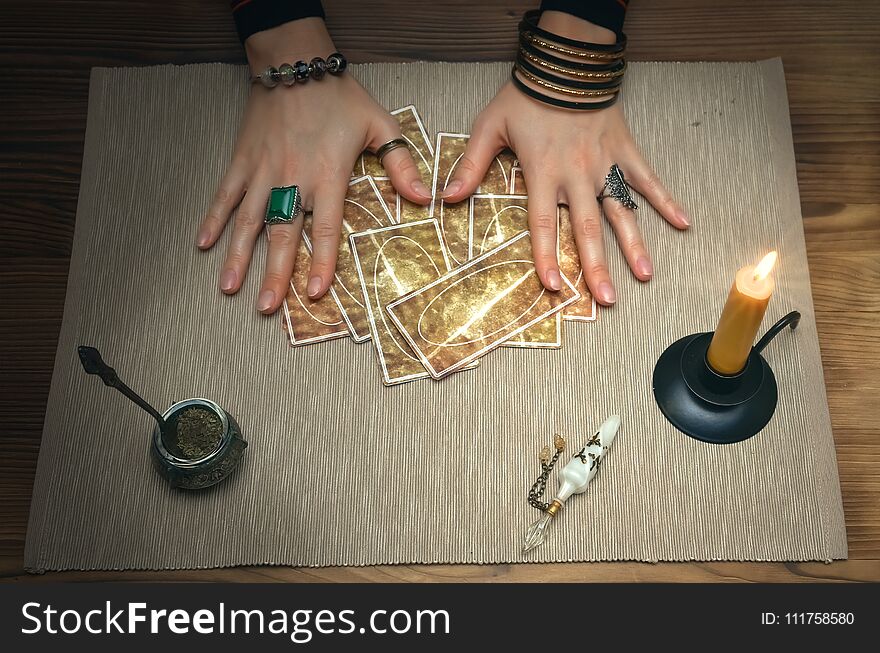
[512, 9, 627, 110]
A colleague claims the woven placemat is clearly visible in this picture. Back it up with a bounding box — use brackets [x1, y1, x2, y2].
[24, 60, 846, 571]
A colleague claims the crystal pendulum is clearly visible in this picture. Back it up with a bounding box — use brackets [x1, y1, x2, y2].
[521, 415, 621, 553]
[522, 512, 555, 554]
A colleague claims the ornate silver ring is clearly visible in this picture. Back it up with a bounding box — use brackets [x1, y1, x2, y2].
[596, 164, 638, 210]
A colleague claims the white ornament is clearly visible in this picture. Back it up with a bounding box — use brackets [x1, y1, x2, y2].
[522, 415, 620, 553]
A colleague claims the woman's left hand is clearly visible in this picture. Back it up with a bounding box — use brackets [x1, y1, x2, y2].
[442, 71, 689, 307]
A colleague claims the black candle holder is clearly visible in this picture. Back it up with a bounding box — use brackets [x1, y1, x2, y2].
[652, 311, 801, 444]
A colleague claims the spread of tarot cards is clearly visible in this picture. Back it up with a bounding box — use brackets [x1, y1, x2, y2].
[281, 105, 597, 386]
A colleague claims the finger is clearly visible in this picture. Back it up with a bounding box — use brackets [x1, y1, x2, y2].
[198, 166, 247, 249]
[441, 114, 504, 203]
[601, 196, 653, 281]
[525, 175, 563, 291]
[382, 147, 432, 205]
[623, 153, 690, 229]
[570, 190, 616, 305]
[258, 218, 302, 314]
[306, 179, 347, 299]
[219, 180, 270, 295]
[369, 120, 432, 205]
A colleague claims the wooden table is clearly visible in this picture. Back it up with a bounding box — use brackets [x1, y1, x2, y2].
[1, 0, 878, 583]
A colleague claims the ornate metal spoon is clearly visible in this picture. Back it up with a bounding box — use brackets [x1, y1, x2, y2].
[76, 345, 169, 438]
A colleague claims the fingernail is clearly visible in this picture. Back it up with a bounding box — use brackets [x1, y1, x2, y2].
[599, 281, 617, 305]
[411, 179, 431, 199]
[196, 229, 210, 248]
[307, 275, 323, 298]
[546, 268, 563, 291]
[677, 209, 691, 227]
[220, 269, 237, 293]
[637, 256, 654, 278]
[441, 179, 462, 198]
[257, 289, 275, 312]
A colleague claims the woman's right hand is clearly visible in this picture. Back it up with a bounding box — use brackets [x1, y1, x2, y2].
[196, 18, 432, 314]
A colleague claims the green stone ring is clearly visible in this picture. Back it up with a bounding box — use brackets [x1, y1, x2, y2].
[264, 185, 303, 225]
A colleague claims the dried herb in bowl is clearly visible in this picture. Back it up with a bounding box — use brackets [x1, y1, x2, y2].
[168, 406, 223, 459]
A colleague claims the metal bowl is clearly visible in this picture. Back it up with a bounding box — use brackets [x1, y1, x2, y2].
[150, 398, 247, 489]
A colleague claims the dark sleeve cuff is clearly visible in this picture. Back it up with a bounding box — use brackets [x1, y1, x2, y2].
[231, 0, 326, 43]
[538, 0, 629, 38]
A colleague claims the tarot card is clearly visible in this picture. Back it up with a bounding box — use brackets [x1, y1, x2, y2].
[281, 239, 349, 346]
[480, 148, 518, 195]
[468, 194, 561, 348]
[429, 133, 471, 266]
[398, 196, 431, 223]
[509, 166, 527, 195]
[557, 205, 597, 321]
[349, 219, 453, 385]
[430, 134, 523, 265]
[303, 176, 394, 342]
[371, 176, 400, 222]
[468, 194, 528, 260]
[386, 231, 580, 379]
[369, 176, 432, 225]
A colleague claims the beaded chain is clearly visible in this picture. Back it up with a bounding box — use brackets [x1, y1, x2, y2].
[250, 52, 348, 88]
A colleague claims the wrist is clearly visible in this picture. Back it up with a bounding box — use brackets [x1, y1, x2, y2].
[537, 10, 617, 46]
[513, 9, 624, 110]
[245, 17, 336, 74]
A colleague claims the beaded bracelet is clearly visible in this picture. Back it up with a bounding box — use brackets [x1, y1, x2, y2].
[249, 52, 348, 88]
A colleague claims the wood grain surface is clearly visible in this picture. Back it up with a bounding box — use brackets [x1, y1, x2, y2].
[1, 0, 878, 582]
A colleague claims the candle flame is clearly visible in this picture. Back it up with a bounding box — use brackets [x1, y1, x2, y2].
[753, 251, 778, 281]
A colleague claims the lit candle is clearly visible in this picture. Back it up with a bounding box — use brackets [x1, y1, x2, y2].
[706, 251, 778, 375]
